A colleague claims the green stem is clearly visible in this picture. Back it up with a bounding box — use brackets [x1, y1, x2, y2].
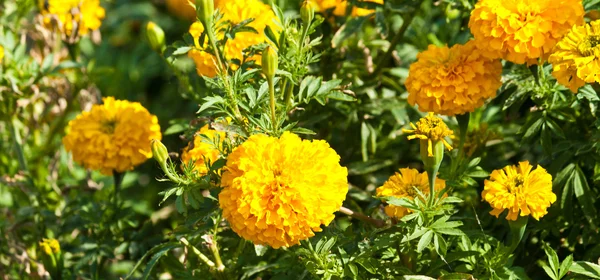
[10, 118, 27, 172]
[179, 237, 216, 268]
[268, 76, 277, 132]
[113, 172, 124, 210]
[283, 83, 295, 113]
[339, 206, 385, 228]
[426, 165, 439, 207]
[372, 10, 417, 77]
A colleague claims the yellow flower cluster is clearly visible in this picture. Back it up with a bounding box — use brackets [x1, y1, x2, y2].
[549, 20, 600, 93]
[403, 113, 454, 157]
[469, 0, 584, 64]
[309, 0, 383, 17]
[181, 120, 228, 175]
[376, 168, 445, 219]
[482, 161, 556, 221]
[405, 40, 502, 116]
[41, 0, 106, 36]
[187, 0, 280, 77]
[63, 97, 162, 175]
[39, 238, 60, 255]
[219, 132, 348, 248]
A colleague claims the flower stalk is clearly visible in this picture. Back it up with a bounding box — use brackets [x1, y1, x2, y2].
[262, 46, 279, 132]
[339, 206, 385, 228]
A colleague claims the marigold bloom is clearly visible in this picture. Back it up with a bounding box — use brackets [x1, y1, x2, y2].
[39, 238, 60, 255]
[219, 132, 348, 248]
[181, 121, 228, 175]
[549, 20, 600, 93]
[403, 113, 453, 157]
[482, 161, 556, 221]
[469, 0, 584, 64]
[376, 168, 445, 219]
[405, 41, 502, 116]
[309, 0, 383, 17]
[63, 97, 161, 175]
[41, 0, 106, 36]
[187, 0, 280, 77]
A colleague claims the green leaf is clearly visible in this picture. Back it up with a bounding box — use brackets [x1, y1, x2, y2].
[570, 261, 600, 279]
[434, 234, 447, 256]
[254, 244, 268, 256]
[558, 254, 573, 279]
[573, 166, 597, 224]
[544, 244, 560, 279]
[439, 273, 474, 280]
[417, 230, 433, 252]
[41, 53, 54, 73]
[522, 117, 544, 142]
[331, 16, 370, 48]
[172, 46, 192, 55]
[125, 242, 181, 279]
[197, 96, 226, 114]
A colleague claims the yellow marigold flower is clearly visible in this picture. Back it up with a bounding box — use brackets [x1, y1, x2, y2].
[469, 0, 584, 64]
[405, 41, 502, 116]
[181, 120, 228, 175]
[309, 0, 383, 17]
[219, 132, 348, 248]
[376, 168, 445, 219]
[63, 97, 161, 175]
[549, 20, 600, 93]
[187, 0, 280, 77]
[39, 238, 60, 255]
[482, 161, 556, 221]
[403, 113, 453, 157]
[41, 0, 106, 36]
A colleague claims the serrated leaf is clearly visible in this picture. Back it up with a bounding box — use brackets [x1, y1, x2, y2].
[197, 96, 226, 113]
[570, 261, 600, 279]
[559, 255, 573, 279]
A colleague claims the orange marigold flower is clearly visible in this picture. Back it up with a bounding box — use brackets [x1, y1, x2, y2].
[219, 132, 348, 248]
[469, 0, 584, 64]
[549, 20, 600, 93]
[482, 161, 556, 221]
[405, 40, 502, 116]
[403, 113, 454, 157]
[181, 119, 229, 175]
[376, 168, 445, 219]
[166, 0, 197, 21]
[63, 97, 161, 175]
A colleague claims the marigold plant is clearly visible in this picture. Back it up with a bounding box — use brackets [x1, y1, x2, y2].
[62, 97, 161, 175]
[469, 0, 584, 64]
[219, 132, 348, 248]
[180, 120, 228, 175]
[549, 20, 600, 93]
[482, 161, 556, 221]
[405, 40, 502, 116]
[376, 168, 445, 219]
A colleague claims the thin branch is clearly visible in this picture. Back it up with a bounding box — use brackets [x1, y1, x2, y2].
[339, 206, 385, 228]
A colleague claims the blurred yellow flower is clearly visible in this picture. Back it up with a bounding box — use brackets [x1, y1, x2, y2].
[549, 20, 600, 93]
[166, 0, 197, 21]
[0, 45, 4, 62]
[41, 0, 106, 36]
[482, 161, 556, 221]
[219, 132, 348, 248]
[403, 113, 453, 157]
[469, 0, 584, 64]
[405, 40, 502, 116]
[376, 168, 445, 219]
[309, 0, 383, 17]
[39, 238, 60, 255]
[63, 97, 161, 175]
[187, 0, 280, 77]
[181, 119, 228, 175]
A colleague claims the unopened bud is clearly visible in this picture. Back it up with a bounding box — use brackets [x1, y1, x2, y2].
[300, 0, 315, 25]
[196, 0, 214, 26]
[151, 139, 169, 170]
[261, 46, 278, 79]
[145, 21, 166, 53]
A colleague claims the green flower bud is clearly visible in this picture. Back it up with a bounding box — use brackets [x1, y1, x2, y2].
[145, 21, 166, 53]
[300, 0, 315, 25]
[445, 6, 461, 20]
[420, 140, 445, 172]
[196, 0, 214, 26]
[151, 139, 169, 170]
[262, 46, 278, 79]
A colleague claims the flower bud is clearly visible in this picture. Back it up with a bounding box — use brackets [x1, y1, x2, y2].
[262, 46, 278, 79]
[420, 140, 445, 172]
[196, 0, 214, 26]
[145, 21, 166, 53]
[300, 0, 315, 25]
[39, 238, 63, 280]
[151, 139, 169, 170]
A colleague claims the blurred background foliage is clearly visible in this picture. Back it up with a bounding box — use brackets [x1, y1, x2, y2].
[2, 0, 600, 279]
